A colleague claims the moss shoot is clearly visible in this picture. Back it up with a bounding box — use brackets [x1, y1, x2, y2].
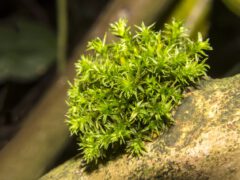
[66, 19, 212, 164]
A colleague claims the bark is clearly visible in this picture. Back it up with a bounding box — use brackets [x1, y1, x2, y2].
[0, 0, 175, 180]
[41, 74, 240, 180]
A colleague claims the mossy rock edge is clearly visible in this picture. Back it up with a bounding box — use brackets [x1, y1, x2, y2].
[41, 74, 240, 180]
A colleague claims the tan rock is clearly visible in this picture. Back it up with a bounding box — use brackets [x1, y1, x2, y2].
[41, 74, 240, 180]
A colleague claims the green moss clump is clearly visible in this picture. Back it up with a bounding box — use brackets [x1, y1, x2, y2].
[66, 19, 212, 164]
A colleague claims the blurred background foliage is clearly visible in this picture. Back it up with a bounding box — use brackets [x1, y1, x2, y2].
[0, 18, 56, 81]
[223, 0, 240, 16]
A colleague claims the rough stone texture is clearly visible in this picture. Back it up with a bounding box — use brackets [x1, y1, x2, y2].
[41, 74, 240, 180]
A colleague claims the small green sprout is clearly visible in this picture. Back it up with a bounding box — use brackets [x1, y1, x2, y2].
[66, 19, 212, 164]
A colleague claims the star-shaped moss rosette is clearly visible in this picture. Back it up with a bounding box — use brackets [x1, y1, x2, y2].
[66, 19, 212, 164]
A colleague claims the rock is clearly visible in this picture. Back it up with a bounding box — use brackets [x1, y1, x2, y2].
[41, 74, 240, 180]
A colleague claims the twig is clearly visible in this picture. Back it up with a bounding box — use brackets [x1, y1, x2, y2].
[57, 0, 68, 74]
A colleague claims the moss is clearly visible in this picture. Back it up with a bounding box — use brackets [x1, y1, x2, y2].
[66, 19, 212, 164]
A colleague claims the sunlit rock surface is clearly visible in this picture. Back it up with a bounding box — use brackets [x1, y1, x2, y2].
[41, 74, 240, 180]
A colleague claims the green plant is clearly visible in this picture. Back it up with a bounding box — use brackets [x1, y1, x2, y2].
[66, 19, 212, 164]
